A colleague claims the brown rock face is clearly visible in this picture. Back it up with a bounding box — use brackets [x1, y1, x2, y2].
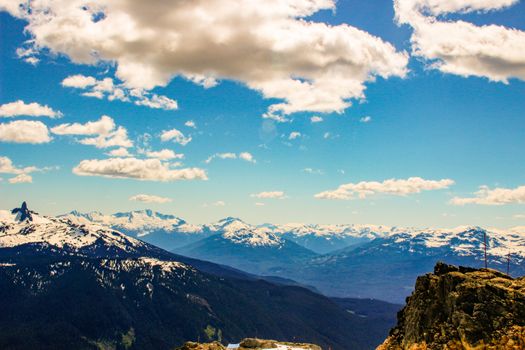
[378, 262, 525, 350]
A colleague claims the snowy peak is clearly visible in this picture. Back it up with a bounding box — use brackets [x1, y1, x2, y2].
[0, 210, 161, 259]
[361, 226, 525, 261]
[61, 209, 186, 237]
[221, 227, 284, 247]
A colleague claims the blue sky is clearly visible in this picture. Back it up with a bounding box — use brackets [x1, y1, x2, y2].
[0, 0, 524, 227]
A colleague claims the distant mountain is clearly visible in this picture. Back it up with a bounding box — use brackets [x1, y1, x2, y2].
[269, 223, 393, 254]
[60, 210, 208, 251]
[1, 203, 395, 350]
[174, 225, 318, 276]
[61, 211, 392, 254]
[60, 209, 525, 304]
[272, 226, 525, 303]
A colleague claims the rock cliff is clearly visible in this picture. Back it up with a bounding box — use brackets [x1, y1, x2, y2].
[378, 262, 525, 349]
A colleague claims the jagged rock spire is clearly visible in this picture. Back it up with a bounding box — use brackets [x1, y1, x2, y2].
[11, 201, 33, 222]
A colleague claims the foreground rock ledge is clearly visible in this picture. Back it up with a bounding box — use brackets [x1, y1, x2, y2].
[176, 338, 321, 350]
[378, 262, 525, 350]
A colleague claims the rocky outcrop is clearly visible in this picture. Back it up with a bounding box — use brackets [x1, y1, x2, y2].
[176, 338, 321, 350]
[378, 262, 525, 349]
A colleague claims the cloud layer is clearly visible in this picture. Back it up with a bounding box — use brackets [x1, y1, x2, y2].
[315, 177, 454, 200]
[2, 0, 408, 119]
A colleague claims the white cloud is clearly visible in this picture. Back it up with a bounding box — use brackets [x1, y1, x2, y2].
[394, 0, 525, 83]
[213, 200, 226, 207]
[255, 202, 265, 206]
[0, 120, 51, 144]
[310, 116, 323, 123]
[3, 0, 408, 119]
[73, 157, 208, 182]
[61, 74, 178, 110]
[303, 168, 324, 175]
[0, 100, 62, 118]
[185, 120, 197, 129]
[51, 115, 115, 135]
[205, 152, 255, 164]
[514, 214, 525, 219]
[161, 128, 192, 146]
[450, 185, 525, 206]
[315, 177, 454, 200]
[251, 191, 286, 199]
[8, 173, 32, 184]
[51, 115, 132, 149]
[61, 74, 97, 88]
[145, 149, 184, 160]
[129, 194, 172, 203]
[0, 156, 37, 175]
[106, 147, 131, 157]
[239, 152, 256, 163]
[0, 156, 52, 184]
[289, 131, 301, 140]
[360, 116, 372, 123]
[79, 127, 132, 149]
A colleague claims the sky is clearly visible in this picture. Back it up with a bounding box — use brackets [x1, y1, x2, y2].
[0, 0, 524, 228]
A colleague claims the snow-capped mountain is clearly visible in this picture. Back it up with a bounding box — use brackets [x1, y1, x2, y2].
[0, 203, 173, 262]
[174, 225, 317, 276]
[273, 226, 525, 304]
[269, 223, 394, 253]
[60, 209, 209, 251]
[62, 210, 396, 253]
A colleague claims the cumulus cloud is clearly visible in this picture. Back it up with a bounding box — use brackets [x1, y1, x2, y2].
[0, 156, 37, 175]
[310, 116, 323, 123]
[0, 100, 62, 118]
[360, 116, 372, 123]
[61, 74, 97, 88]
[450, 185, 525, 206]
[106, 147, 131, 157]
[0, 120, 51, 144]
[315, 177, 454, 200]
[8, 173, 32, 184]
[73, 157, 207, 182]
[205, 152, 255, 164]
[394, 0, 525, 83]
[289, 131, 301, 140]
[251, 191, 287, 199]
[51, 115, 132, 149]
[0, 155, 52, 184]
[145, 149, 184, 160]
[129, 194, 172, 203]
[51, 115, 115, 135]
[2, 0, 408, 120]
[161, 128, 192, 146]
[61, 74, 178, 110]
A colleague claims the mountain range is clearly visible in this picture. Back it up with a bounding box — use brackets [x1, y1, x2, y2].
[63, 209, 525, 303]
[0, 203, 398, 350]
